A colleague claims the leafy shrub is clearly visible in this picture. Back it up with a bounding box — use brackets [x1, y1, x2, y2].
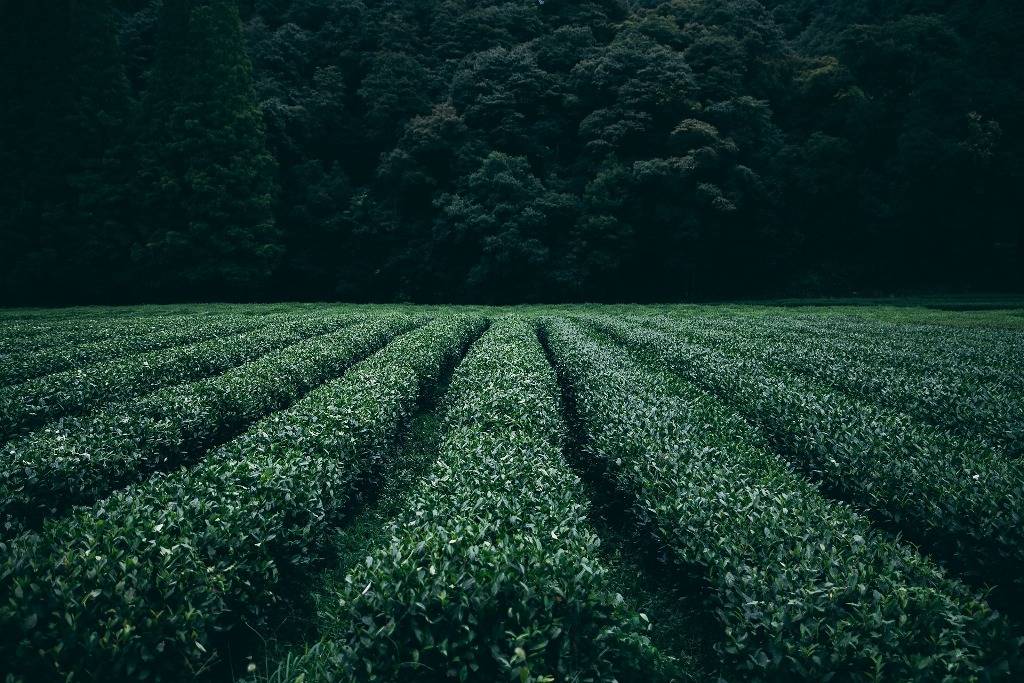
[0, 313, 353, 440]
[597, 316, 1024, 604]
[278, 318, 681, 682]
[0, 310, 295, 385]
[0, 315, 484, 682]
[544, 316, 1022, 679]
[644, 312, 1024, 456]
[0, 315, 414, 538]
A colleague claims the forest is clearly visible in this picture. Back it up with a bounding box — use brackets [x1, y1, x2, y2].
[1, 0, 1022, 304]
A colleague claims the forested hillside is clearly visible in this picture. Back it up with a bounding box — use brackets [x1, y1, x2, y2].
[1, 0, 1021, 303]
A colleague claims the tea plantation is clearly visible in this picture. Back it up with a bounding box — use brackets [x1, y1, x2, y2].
[1, 303, 1023, 682]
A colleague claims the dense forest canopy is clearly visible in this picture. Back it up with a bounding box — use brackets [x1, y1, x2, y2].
[1, 0, 1021, 303]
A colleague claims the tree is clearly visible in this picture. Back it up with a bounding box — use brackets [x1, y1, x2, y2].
[433, 153, 575, 302]
[450, 45, 557, 159]
[134, 0, 280, 300]
[0, 0, 133, 304]
[358, 51, 434, 144]
[3, 0, 1022, 304]
[573, 30, 695, 159]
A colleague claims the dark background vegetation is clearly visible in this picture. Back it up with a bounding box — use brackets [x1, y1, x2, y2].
[1, 0, 1021, 304]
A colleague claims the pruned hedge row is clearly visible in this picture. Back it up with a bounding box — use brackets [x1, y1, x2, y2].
[0, 309, 265, 354]
[682, 308, 1024, 378]
[645, 313, 1024, 456]
[543, 316, 1022, 680]
[274, 318, 681, 683]
[0, 316, 156, 352]
[0, 311, 300, 386]
[0, 315, 414, 539]
[0, 314, 351, 441]
[597, 316, 1024, 600]
[0, 314, 485, 682]
[742, 312, 1022, 380]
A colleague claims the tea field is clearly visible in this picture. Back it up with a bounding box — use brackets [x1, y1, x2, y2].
[1, 302, 1023, 682]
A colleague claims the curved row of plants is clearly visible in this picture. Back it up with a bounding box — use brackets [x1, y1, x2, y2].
[597, 316, 1024, 602]
[0, 311, 303, 386]
[0, 313, 168, 350]
[644, 314, 1024, 456]
[0, 313, 352, 441]
[271, 317, 682, 683]
[682, 309, 1024, 386]
[0, 314, 485, 682]
[715, 304, 1024, 342]
[0, 307, 268, 354]
[690, 309, 1024, 384]
[543, 316, 1021, 679]
[0, 315, 414, 539]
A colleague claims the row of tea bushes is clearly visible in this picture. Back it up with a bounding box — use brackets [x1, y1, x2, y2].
[0, 315, 485, 682]
[0, 313, 352, 441]
[0, 307, 271, 354]
[0, 314, 166, 351]
[678, 309, 1024, 386]
[0, 315, 414, 538]
[544, 316, 1021, 680]
[275, 318, 682, 683]
[647, 314, 1024, 454]
[0, 311, 300, 385]
[598, 317, 1024, 602]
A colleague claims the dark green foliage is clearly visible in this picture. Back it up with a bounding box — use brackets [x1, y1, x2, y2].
[0, 0, 133, 304]
[272, 318, 683, 681]
[600, 315, 1024, 610]
[0, 313, 345, 442]
[0, 315, 407, 538]
[1, 0, 1021, 302]
[0, 311, 282, 384]
[0, 315, 484, 681]
[133, 0, 280, 299]
[543, 315, 1021, 679]
[0, 303, 1022, 681]
[647, 312, 1024, 455]
[433, 153, 576, 302]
